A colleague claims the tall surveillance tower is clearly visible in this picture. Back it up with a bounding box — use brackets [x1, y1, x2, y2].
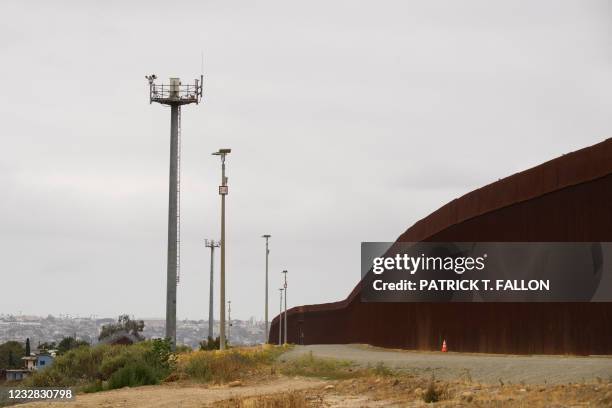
[146, 73, 203, 350]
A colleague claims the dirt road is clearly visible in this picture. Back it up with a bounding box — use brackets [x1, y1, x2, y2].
[17, 378, 326, 408]
[283, 344, 612, 384]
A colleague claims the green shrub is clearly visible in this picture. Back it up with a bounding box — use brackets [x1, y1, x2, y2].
[81, 381, 104, 393]
[199, 336, 221, 350]
[148, 338, 174, 370]
[25, 345, 112, 387]
[107, 362, 159, 389]
[23, 340, 173, 391]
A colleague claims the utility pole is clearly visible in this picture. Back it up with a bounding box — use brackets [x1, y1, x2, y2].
[278, 288, 284, 345]
[282, 270, 288, 344]
[262, 235, 271, 343]
[227, 300, 232, 345]
[213, 148, 231, 350]
[147, 74, 202, 350]
[205, 239, 219, 339]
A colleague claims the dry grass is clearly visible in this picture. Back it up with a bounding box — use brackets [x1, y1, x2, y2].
[279, 351, 358, 380]
[175, 346, 369, 385]
[210, 391, 308, 408]
[176, 344, 287, 384]
[323, 373, 612, 407]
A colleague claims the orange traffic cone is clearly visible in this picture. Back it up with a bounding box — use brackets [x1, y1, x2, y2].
[441, 339, 447, 352]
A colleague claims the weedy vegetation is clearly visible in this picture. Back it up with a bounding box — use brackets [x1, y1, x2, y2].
[212, 391, 308, 408]
[22, 338, 173, 391]
[176, 344, 286, 383]
[279, 351, 357, 380]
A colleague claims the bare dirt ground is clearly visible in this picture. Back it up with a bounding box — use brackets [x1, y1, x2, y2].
[18, 378, 326, 408]
[283, 344, 612, 384]
[19, 375, 610, 407]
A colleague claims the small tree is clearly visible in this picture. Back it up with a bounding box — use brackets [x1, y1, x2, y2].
[199, 336, 222, 350]
[99, 314, 145, 341]
[57, 336, 89, 355]
[38, 341, 57, 351]
[25, 338, 31, 356]
[8, 350, 15, 367]
[0, 341, 25, 369]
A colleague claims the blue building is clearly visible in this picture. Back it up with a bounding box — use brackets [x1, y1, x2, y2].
[36, 353, 54, 369]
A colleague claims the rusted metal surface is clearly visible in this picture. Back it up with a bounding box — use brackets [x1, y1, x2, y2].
[269, 139, 612, 354]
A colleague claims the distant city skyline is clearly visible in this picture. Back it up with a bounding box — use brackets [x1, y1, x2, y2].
[1, 1, 611, 320]
[0, 313, 266, 348]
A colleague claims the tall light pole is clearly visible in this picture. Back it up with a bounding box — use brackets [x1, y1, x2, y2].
[212, 148, 231, 350]
[262, 235, 271, 343]
[204, 239, 219, 339]
[147, 74, 202, 351]
[282, 270, 288, 344]
[278, 288, 284, 345]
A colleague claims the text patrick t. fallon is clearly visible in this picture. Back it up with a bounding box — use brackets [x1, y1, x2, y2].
[372, 279, 550, 292]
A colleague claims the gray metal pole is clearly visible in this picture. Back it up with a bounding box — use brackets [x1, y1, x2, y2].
[279, 288, 283, 345]
[207, 242, 215, 339]
[227, 300, 231, 345]
[219, 157, 227, 350]
[262, 235, 271, 343]
[166, 104, 179, 350]
[283, 270, 288, 344]
[148, 75, 202, 352]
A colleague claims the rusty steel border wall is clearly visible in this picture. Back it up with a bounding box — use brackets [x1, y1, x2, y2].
[269, 139, 612, 354]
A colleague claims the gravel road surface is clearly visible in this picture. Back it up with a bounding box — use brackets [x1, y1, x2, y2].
[283, 344, 612, 384]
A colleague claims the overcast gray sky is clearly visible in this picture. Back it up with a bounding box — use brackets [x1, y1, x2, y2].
[1, 0, 611, 320]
